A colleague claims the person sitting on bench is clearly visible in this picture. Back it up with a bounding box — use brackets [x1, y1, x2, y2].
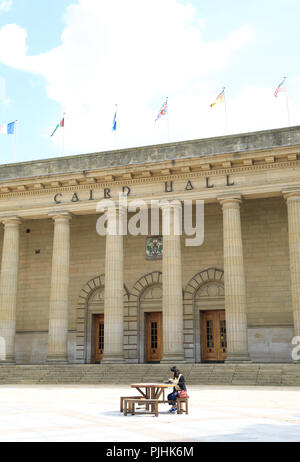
[166, 366, 187, 413]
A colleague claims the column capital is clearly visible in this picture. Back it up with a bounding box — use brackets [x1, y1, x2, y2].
[217, 195, 242, 208]
[159, 199, 182, 210]
[48, 211, 72, 222]
[105, 203, 127, 217]
[0, 215, 22, 226]
[282, 189, 300, 201]
[104, 205, 127, 237]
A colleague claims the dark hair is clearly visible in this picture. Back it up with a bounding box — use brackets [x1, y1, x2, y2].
[170, 366, 180, 378]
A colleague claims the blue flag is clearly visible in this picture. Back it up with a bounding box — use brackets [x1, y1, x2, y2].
[112, 110, 117, 132]
[0, 121, 15, 135]
[7, 121, 15, 134]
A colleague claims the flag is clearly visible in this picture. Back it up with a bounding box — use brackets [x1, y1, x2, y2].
[155, 97, 168, 122]
[210, 88, 225, 108]
[274, 77, 286, 97]
[0, 121, 16, 135]
[51, 118, 64, 137]
[112, 107, 117, 132]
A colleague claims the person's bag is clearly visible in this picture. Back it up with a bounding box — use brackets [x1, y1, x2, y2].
[178, 390, 189, 399]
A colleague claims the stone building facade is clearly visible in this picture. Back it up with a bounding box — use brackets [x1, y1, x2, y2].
[0, 126, 300, 364]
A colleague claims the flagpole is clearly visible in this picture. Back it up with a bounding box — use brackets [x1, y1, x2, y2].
[14, 120, 18, 163]
[114, 104, 117, 149]
[223, 87, 228, 133]
[62, 112, 66, 156]
[166, 97, 170, 142]
[284, 77, 291, 127]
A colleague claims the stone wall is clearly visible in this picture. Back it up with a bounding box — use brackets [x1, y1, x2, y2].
[5, 196, 294, 363]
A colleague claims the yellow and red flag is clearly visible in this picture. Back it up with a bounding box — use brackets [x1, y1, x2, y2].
[210, 88, 225, 108]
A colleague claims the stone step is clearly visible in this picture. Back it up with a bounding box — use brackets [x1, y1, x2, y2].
[1, 363, 300, 385]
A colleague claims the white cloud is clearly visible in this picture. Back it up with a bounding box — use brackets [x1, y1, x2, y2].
[0, 0, 12, 13]
[0, 24, 28, 68]
[0, 0, 259, 154]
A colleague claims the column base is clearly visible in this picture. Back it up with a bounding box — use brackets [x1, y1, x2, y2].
[161, 353, 186, 363]
[225, 352, 252, 363]
[0, 359, 16, 364]
[101, 354, 125, 364]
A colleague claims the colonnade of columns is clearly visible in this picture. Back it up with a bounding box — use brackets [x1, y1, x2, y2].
[0, 191, 299, 363]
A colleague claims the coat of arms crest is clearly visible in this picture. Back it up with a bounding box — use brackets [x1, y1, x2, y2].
[146, 236, 163, 260]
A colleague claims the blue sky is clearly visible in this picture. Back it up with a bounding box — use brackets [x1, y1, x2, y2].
[0, 0, 300, 164]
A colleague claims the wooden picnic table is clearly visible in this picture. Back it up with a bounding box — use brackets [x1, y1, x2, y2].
[123, 383, 189, 416]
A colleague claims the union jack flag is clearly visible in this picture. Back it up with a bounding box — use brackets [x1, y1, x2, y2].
[155, 97, 168, 122]
[274, 77, 286, 97]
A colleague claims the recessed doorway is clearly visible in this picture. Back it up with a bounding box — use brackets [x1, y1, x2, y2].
[201, 310, 227, 362]
[93, 314, 104, 363]
[146, 312, 162, 363]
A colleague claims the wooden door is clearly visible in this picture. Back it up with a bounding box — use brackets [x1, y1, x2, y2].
[93, 314, 104, 363]
[201, 310, 227, 362]
[146, 312, 162, 363]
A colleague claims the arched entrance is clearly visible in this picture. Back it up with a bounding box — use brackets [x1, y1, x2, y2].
[184, 268, 226, 362]
[75, 275, 129, 363]
[130, 271, 162, 363]
[195, 280, 226, 362]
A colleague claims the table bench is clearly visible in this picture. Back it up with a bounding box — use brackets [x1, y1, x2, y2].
[159, 398, 189, 414]
[123, 398, 159, 417]
[176, 397, 189, 414]
[120, 395, 143, 413]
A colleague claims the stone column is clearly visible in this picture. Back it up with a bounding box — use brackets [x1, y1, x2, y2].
[47, 212, 72, 363]
[218, 196, 250, 362]
[160, 201, 185, 362]
[102, 206, 125, 363]
[0, 216, 21, 363]
[284, 191, 300, 336]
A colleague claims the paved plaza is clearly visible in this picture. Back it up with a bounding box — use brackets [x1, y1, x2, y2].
[0, 384, 299, 442]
